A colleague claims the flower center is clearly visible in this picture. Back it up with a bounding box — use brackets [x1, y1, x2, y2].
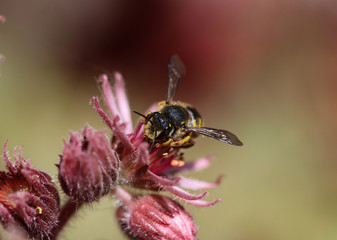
[129, 121, 185, 175]
[0, 175, 32, 210]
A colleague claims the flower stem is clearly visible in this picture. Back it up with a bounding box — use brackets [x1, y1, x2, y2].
[49, 199, 84, 240]
[113, 186, 134, 208]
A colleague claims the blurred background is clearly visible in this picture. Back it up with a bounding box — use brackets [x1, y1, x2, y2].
[1, 0, 337, 239]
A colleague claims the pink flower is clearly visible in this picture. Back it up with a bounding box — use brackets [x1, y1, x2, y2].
[91, 73, 221, 207]
[58, 125, 119, 202]
[0, 141, 60, 239]
[115, 187, 198, 240]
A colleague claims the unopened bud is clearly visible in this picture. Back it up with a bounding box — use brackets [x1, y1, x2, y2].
[116, 188, 198, 240]
[58, 126, 119, 202]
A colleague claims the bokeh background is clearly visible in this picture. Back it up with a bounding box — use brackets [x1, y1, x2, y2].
[1, 0, 337, 239]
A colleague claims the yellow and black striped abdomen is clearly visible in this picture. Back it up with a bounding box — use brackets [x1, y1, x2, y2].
[185, 106, 203, 128]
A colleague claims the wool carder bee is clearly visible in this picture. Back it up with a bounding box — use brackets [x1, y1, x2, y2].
[135, 55, 243, 150]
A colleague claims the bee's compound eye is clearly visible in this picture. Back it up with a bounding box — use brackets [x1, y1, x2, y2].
[152, 112, 170, 130]
[160, 119, 170, 130]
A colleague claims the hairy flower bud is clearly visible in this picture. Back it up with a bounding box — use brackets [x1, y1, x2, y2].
[58, 125, 119, 202]
[0, 141, 60, 239]
[115, 187, 198, 240]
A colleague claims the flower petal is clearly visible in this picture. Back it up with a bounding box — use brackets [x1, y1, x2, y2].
[165, 186, 208, 201]
[0, 204, 15, 226]
[114, 72, 132, 134]
[177, 175, 222, 190]
[90, 97, 113, 129]
[3, 140, 18, 174]
[184, 198, 223, 207]
[146, 171, 181, 187]
[165, 154, 214, 175]
[97, 74, 121, 121]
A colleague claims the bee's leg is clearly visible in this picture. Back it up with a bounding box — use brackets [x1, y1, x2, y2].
[161, 138, 173, 147]
[170, 135, 191, 147]
[180, 140, 195, 148]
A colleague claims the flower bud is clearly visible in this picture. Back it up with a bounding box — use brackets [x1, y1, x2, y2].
[58, 125, 119, 202]
[0, 141, 60, 239]
[116, 188, 198, 240]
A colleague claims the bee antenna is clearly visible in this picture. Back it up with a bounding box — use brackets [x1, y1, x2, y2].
[133, 111, 147, 119]
[133, 110, 154, 125]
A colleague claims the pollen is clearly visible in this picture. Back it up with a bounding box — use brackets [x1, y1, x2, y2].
[171, 160, 185, 167]
[36, 206, 43, 214]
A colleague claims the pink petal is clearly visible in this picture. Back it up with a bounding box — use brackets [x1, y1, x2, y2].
[114, 72, 132, 134]
[3, 140, 18, 174]
[98, 74, 121, 121]
[184, 198, 223, 207]
[182, 154, 214, 172]
[91, 97, 134, 152]
[0, 204, 15, 225]
[165, 186, 208, 201]
[133, 142, 150, 166]
[90, 97, 113, 129]
[146, 103, 159, 113]
[164, 154, 214, 175]
[147, 171, 181, 187]
[111, 117, 135, 152]
[177, 175, 222, 190]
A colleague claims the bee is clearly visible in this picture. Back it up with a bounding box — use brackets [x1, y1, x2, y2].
[135, 54, 243, 150]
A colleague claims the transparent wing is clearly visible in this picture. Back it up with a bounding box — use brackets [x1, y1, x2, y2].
[186, 126, 243, 146]
[166, 54, 185, 104]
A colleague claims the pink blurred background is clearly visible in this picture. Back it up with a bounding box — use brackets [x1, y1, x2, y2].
[1, 1, 337, 239]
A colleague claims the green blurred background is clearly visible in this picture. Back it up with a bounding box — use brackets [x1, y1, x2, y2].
[1, 1, 337, 239]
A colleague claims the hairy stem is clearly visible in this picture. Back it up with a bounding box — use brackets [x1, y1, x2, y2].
[49, 199, 84, 240]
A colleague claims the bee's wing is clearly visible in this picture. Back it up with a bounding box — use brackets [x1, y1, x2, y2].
[186, 126, 243, 146]
[166, 54, 185, 104]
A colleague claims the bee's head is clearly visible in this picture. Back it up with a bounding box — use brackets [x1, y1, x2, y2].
[145, 112, 171, 138]
[133, 111, 172, 152]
